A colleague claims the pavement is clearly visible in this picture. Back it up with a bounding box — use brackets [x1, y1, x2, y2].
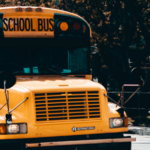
[124, 134, 150, 150]
[128, 126, 150, 135]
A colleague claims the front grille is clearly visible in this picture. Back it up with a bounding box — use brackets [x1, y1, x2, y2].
[35, 91, 101, 122]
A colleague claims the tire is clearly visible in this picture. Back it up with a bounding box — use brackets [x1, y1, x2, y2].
[115, 142, 131, 150]
[0, 143, 26, 150]
[98, 142, 131, 150]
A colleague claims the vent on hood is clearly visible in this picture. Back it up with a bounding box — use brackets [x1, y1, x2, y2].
[58, 85, 69, 86]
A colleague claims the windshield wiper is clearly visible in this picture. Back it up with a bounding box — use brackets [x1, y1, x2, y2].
[39, 67, 67, 76]
[12, 70, 26, 75]
[12, 67, 67, 76]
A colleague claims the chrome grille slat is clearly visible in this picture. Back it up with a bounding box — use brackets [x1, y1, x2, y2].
[35, 91, 101, 122]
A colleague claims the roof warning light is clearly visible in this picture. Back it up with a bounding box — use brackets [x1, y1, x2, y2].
[59, 22, 69, 31]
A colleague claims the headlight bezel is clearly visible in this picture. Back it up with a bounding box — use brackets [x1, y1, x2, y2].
[7, 124, 20, 134]
[0, 123, 27, 134]
[109, 117, 125, 128]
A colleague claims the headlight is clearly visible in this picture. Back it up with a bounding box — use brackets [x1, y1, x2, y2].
[0, 123, 27, 134]
[109, 118, 124, 128]
[7, 124, 19, 133]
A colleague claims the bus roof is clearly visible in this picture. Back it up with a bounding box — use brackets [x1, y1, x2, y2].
[0, 6, 92, 38]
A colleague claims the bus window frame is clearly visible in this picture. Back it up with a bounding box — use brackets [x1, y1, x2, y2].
[0, 38, 91, 75]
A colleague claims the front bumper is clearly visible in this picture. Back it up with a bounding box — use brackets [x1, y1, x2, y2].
[26, 137, 136, 148]
[0, 133, 135, 145]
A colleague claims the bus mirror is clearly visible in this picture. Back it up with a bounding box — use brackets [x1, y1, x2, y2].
[0, 71, 16, 89]
[92, 52, 100, 78]
[131, 67, 145, 86]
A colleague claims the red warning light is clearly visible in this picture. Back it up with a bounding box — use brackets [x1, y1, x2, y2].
[35, 7, 42, 12]
[25, 7, 32, 12]
[73, 22, 80, 31]
[15, 7, 23, 11]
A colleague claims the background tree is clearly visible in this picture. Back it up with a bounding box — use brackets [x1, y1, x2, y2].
[57, 0, 150, 91]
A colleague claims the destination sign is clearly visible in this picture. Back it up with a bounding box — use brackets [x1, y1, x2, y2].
[3, 18, 54, 32]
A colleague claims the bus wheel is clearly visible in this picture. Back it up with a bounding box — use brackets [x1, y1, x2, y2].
[9, 143, 25, 150]
[99, 142, 131, 150]
[116, 142, 131, 150]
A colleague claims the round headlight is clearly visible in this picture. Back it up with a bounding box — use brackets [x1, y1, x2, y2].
[110, 118, 124, 128]
[113, 118, 123, 127]
[7, 124, 19, 133]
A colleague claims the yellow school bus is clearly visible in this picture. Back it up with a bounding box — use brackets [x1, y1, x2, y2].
[0, 6, 135, 150]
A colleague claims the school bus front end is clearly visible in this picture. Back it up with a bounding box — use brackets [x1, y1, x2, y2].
[0, 76, 134, 149]
[0, 7, 135, 150]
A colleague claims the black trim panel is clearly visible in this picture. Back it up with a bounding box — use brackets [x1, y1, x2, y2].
[0, 132, 129, 144]
[0, 12, 4, 38]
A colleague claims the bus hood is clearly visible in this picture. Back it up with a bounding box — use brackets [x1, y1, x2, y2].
[16, 75, 105, 91]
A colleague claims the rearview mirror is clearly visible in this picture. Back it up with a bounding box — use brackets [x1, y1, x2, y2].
[0, 71, 16, 89]
[131, 67, 145, 86]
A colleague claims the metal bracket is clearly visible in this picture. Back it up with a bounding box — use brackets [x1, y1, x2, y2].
[122, 84, 140, 105]
[0, 102, 7, 110]
[9, 97, 29, 114]
[104, 94, 124, 108]
[6, 114, 12, 124]
[104, 94, 125, 117]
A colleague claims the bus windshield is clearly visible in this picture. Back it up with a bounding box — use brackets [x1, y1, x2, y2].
[0, 46, 88, 75]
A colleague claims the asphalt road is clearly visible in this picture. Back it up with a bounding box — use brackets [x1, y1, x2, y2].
[124, 134, 150, 150]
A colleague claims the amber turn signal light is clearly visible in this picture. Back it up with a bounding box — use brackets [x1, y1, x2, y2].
[124, 117, 128, 127]
[0, 124, 6, 134]
[59, 22, 69, 31]
[83, 26, 86, 32]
